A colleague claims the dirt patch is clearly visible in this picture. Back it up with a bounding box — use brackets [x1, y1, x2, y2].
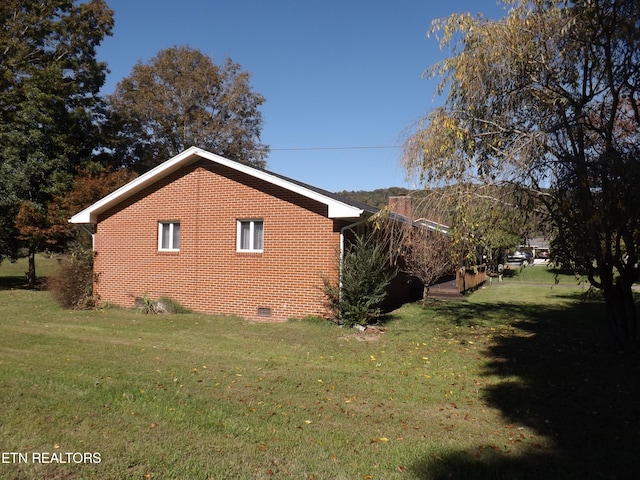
[339, 325, 385, 342]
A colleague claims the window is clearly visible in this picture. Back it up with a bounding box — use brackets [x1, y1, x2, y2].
[237, 219, 263, 252]
[158, 222, 180, 251]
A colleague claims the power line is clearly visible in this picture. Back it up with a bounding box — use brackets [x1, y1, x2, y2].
[270, 145, 401, 152]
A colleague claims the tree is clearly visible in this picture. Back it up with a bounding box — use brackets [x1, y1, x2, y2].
[323, 234, 397, 327]
[370, 202, 451, 302]
[12, 166, 136, 288]
[0, 0, 114, 284]
[62, 167, 138, 221]
[374, 186, 526, 288]
[405, 0, 640, 350]
[399, 226, 452, 302]
[15, 200, 73, 286]
[39, 167, 137, 304]
[106, 46, 269, 173]
[435, 183, 534, 270]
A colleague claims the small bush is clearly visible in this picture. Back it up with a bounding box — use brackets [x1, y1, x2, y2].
[136, 295, 192, 314]
[323, 234, 396, 327]
[49, 245, 96, 309]
[136, 295, 158, 314]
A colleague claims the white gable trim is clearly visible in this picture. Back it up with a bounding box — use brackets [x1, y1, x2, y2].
[69, 146, 364, 224]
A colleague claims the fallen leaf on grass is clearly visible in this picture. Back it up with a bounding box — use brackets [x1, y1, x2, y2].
[371, 437, 389, 443]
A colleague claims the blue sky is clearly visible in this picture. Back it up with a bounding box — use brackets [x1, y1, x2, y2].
[98, 1, 507, 192]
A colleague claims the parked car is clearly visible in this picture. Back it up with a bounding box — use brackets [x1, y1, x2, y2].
[506, 251, 533, 265]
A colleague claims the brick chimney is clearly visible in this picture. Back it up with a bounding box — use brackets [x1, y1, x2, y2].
[388, 196, 412, 219]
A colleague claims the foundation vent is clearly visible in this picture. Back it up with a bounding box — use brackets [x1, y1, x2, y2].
[257, 307, 272, 318]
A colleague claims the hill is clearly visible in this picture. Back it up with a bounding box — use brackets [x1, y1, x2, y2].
[335, 186, 411, 209]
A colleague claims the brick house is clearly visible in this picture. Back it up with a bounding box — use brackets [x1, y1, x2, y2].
[69, 146, 381, 321]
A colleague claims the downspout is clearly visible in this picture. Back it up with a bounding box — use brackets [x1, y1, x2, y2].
[78, 224, 96, 250]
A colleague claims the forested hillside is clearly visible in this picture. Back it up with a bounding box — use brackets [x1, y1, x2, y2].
[335, 187, 411, 209]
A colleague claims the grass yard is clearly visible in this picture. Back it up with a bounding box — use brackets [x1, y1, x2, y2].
[0, 259, 638, 479]
[0, 255, 61, 290]
[500, 262, 585, 285]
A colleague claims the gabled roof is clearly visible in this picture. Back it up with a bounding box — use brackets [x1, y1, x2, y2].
[69, 146, 376, 224]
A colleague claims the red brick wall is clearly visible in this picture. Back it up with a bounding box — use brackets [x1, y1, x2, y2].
[388, 196, 412, 219]
[93, 162, 342, 320]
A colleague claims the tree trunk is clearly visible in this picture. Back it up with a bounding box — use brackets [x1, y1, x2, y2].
[603, 282, 638, 352]
[26, 249, 36, 289]
[421, 284, 430, 305]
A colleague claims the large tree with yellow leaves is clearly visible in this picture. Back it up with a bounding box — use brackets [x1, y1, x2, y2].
[404, 0, 640, 350]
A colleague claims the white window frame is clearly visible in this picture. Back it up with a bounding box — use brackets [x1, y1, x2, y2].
[158, 221, 180, 252]
[237, 219, 263, 252]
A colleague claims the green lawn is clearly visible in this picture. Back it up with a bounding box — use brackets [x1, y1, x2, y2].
[500, 262, 584, 285]
[0, 254, 61, 289]
[0, 260, 638, 479]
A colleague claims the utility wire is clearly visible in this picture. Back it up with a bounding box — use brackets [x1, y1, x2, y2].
[270, 145, 401, 151]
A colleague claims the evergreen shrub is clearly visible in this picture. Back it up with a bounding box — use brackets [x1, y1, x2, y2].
[323, 234, 396, 327]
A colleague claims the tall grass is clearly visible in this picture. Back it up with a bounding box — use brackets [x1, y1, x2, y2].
[0, 266, 637, 479]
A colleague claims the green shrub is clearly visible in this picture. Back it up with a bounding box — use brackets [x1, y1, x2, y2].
[324, 234, 396, 327]
[48, 244, 96, 309]
[136, 294, 157, 314]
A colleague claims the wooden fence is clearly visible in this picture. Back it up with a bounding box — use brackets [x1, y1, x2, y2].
[455, 265, 487, 293]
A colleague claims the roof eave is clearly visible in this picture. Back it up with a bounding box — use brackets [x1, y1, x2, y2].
[327, 204, 365, 219]
[68, 147, 206, 224]
[68, 146, 370, 224]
